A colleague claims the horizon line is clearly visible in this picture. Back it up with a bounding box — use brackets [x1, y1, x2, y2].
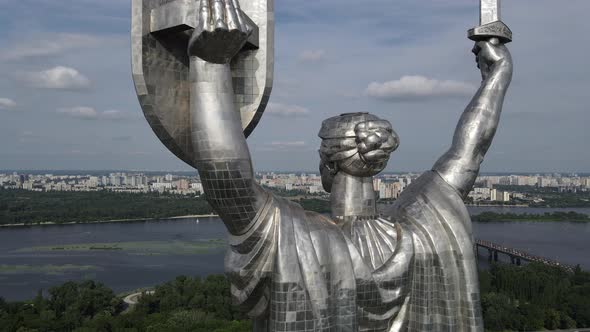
[2, 169, 589, 175]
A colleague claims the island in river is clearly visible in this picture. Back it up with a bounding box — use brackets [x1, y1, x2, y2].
[473, 211, 590, 223]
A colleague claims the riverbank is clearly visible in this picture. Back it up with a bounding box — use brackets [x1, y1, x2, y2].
[4, 207, 590, 228]
[0, 214, 218, 228]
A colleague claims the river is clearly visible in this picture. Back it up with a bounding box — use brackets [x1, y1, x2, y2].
[0, 207, 588, 301]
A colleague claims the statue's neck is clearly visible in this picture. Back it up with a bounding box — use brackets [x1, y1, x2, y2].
[330, 172, 377, 223]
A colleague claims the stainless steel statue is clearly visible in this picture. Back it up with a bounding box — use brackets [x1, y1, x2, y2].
[131, 0, 513, 331]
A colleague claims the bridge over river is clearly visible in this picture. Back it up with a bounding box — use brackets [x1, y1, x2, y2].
[475, 239, 576, 273]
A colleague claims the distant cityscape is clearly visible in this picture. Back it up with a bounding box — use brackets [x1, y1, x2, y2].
[2, 171, 589, 205]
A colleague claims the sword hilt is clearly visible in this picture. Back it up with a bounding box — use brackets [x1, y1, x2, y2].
[468, 20, 512, 44]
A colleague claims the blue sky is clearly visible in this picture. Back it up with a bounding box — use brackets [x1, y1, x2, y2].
[0, 0, 588, 172]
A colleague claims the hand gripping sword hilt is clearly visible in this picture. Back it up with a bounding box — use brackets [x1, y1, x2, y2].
[468, 20, 512, 44]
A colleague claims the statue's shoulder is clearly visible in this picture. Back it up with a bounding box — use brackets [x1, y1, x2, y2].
[386, 171, 467, 221]
[267, 193, 338, 229]
[392, 171, 461, 207]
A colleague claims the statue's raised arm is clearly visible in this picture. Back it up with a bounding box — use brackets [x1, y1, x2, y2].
[433, 40, 513, 198]
[131, 0, 274, 236]
[187, 0, 268, 235]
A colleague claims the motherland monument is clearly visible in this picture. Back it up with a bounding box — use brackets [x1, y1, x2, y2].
[131, 0, 513, 330]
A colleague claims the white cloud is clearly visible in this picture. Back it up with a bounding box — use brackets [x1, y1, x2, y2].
[266, 103, 310, 117]
[101, 110, 127, 120]
[57, 107, 132, 121]
[0, 33, 104, 61]
[365, 76, 476, 101]
[299, 50, 326, 63]
[57, 106, 98, 120]
[0, 98, 17, 110]
[23, 66, 91, 90]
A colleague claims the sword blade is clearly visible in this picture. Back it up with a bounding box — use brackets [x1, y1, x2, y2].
[480, 0, 501, 25]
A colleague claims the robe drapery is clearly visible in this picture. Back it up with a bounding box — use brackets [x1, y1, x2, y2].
[224, 171, 483, 331]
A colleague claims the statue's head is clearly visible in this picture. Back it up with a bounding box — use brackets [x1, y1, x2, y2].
[318, 113, 400, 192]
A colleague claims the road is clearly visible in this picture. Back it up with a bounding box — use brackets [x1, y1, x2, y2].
[123, 290, 155, 306]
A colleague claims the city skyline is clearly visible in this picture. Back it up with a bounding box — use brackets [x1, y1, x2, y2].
[4, 170, 588, 205]
[1, 0, 589, 172]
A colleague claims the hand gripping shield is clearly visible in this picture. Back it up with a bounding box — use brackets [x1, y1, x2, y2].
[131, 0, 274, 167]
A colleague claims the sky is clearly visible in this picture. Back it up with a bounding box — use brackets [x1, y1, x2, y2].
[0, 0, 588, 173]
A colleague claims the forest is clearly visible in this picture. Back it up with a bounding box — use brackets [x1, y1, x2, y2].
[479, 263, 590, 330]
[0, 275, 249, 332]
[0, 190, 214, 225]
[1, 263, 589, 331]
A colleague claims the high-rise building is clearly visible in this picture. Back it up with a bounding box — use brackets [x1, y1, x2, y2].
[191, 182, 204, 194]
[109, 175, 120, 186]
[174, 179, 189, 190]
[88, 176, 99, 187]
[378, 182, 402, 200]
[373, 178, 382, 192]
[398, 179, 405, 191]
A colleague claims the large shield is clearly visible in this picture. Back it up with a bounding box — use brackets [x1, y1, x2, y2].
[131, 0, 274, 168]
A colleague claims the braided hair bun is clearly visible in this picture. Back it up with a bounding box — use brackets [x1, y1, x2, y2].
[318, 113, 399, 192]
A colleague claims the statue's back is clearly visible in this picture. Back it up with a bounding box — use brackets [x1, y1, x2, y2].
[387, 171, 483, 331]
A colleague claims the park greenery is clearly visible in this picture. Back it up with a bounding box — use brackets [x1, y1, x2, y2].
[0, 276, 250, 332]
[1, 264, 589, 331]
[473, 211, 590, 223]
[479, 263, 590, 331]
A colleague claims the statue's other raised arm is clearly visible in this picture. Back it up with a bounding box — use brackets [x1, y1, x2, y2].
[189, 0, 267, 235]
[433, 40, 513, 198]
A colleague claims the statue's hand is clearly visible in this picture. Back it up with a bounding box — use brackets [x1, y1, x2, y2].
[188, 0, 254, 64]
[472, 40, 513, 80]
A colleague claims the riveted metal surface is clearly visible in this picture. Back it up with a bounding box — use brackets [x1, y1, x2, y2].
[132, 1, 514, 330]
[131, 0, 273, 167]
